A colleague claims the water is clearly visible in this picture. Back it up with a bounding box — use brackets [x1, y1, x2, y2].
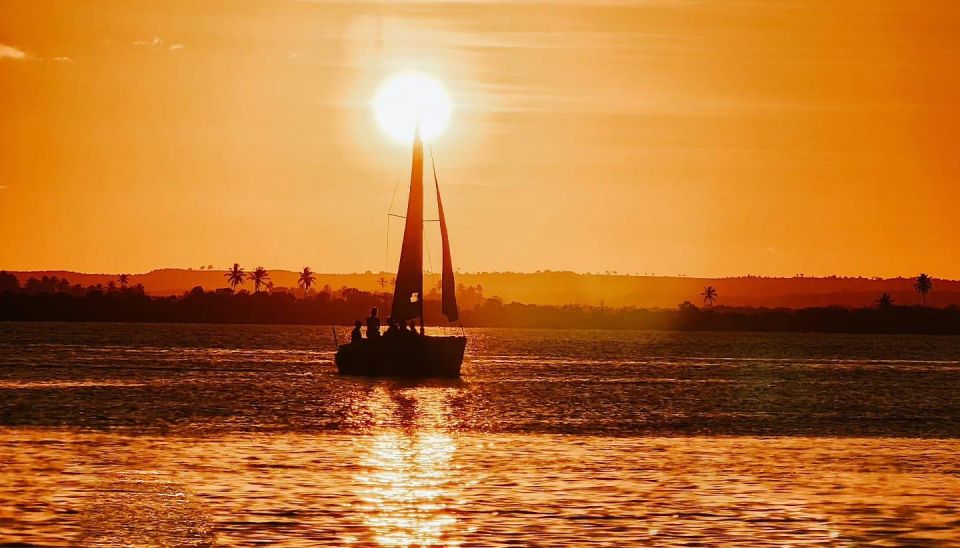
[2, 322, 960, 545]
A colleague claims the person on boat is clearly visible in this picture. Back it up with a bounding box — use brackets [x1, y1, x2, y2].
[350, 320, 363, 344]
[385, 317, 402, 337]
[366, 307, 381, 339]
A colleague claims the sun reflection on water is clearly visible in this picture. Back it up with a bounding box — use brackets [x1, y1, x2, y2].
[353, 385, 462, 546]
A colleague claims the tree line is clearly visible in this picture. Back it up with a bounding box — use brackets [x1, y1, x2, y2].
[1, 270, 957, 334]
[695, 273, 935, 308]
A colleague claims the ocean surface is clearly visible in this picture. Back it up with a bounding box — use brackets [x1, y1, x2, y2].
[2, 322, 960, 545]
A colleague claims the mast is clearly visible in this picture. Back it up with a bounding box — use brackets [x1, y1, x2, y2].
[390, 127, 425, 325]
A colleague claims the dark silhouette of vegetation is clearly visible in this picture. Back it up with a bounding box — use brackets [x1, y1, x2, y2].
[298, 267, 316, 298]
[876, 293, 894, 309]
[701, 286, 718, 306]
[118, 274, 129, 289]
[225, 263, 245, 292]
[915, 273, 933, 307]
[250, 267, 270, 293]
[0, 271, 19, 293]
[2, 272, 960, 335]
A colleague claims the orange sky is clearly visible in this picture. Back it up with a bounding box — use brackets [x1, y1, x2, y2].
[1, 1, 958, 278]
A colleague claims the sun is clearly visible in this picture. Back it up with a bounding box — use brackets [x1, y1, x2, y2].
[373, 72, 452, 144]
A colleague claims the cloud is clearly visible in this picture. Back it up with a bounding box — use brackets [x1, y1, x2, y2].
[53, 56, 73, 63]
[0, 185, 9, 190]
[132, 38, 185, 52]
[0, 44, 28, 60]
[133, 37, 163, 48]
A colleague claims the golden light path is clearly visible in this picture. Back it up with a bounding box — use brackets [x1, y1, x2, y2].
[373, 72, 452, 144]
[352, 386, 462, 546]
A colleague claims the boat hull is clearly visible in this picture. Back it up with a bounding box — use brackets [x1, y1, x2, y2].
[335, 335, 466, 378]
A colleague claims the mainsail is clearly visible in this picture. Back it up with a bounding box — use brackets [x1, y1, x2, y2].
[390, 130, 424, 322]
[433, 159, 459, 322]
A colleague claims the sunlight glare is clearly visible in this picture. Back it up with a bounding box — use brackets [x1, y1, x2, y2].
[373, 72, 452, 144]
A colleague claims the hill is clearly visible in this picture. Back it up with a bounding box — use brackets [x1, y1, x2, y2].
[6, 269, 960, 309]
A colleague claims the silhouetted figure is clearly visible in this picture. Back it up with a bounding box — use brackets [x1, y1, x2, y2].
[385, 317, 402, 337]
[366, 307, 381, 338]
[351, 320, 363, 344]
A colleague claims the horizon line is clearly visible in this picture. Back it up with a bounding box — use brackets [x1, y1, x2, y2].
[3, 267, 952, 282]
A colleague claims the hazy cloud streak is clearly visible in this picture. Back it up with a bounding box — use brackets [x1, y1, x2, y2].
[0, 44, 28, 60]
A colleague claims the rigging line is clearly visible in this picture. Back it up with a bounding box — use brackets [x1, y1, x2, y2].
[390, 214, 441, 222]
[387, 174, 403, 214]
[425, 142, 440, 280]
[385, 174, 403, 273]
[424, 227, 435, 275]
[423, 144, 440, 277]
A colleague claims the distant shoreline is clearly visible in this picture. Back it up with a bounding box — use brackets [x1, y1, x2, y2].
[6, 269, 960, 309]
[2, 288, 959, 336]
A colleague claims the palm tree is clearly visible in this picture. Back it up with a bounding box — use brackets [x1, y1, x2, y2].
[876, 293, 894, 309]
[117, 274, 129, 289]
[914, 273, 933, 307]
[298, 266, 316, 298]
[225, 263, 245, 292]
[250, 267, 270, 293]
[701, 285, 718, 306]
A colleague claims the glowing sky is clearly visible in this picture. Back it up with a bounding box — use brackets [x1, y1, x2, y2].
[1, 1, 958, 277]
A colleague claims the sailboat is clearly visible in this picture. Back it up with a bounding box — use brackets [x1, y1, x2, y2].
[335, 128, 466, 378]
